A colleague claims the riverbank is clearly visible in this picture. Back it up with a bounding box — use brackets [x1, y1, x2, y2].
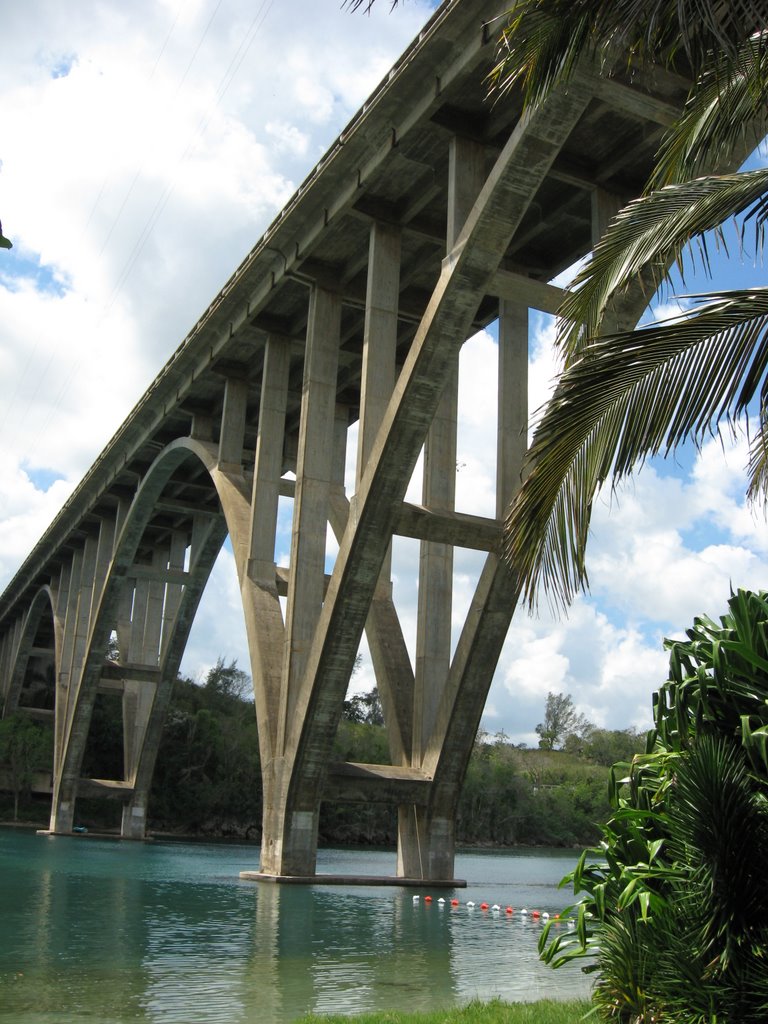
[0, 815, 584, 852]
[297, 999, 592, 1023]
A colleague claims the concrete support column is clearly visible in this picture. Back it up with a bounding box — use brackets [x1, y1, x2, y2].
[396, 807, 456, 880]
[244, 332, 290, 776]
[280, 286, 341, 738]
[121, 797, 148, 840]
[591, 187, 622, 244]
[123, 557, 164, 763]
[89, 516, 116, 631]
[591, 189, 625, 333]
[498, 300, 528, 515]
[332, 405, 349, 495]
[160, 530, 189, 661]
[49, 554, 81, 834]
[219, 376, 249, 469]
[401, 134, 486, 879]
[67, 535, 99, 702]
[0, 632, 8, 705]
[0, 629, 12, 709]
[122, 540, 174, 838]
[413, 135, 485, 763]
[122, 512, 228, 841]
[261, 285, 340, 877]
[47, 510, 120, 834]
[249, 335, 291, 583]
[356, 222, 401, 484]
[122, 530, 186, 839]
[127, 576, 150, 664]
[354, 222, 414, 762]
[191, 411, 214, 443]
[116, 584, 134, 666]
[0, 619, 23, 714]
[50, 561, 69, 677]
[111, 496, 134, 661]
[49, 539, 91, 833]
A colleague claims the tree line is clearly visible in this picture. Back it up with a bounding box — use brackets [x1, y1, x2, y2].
[0, 661, 642, 849]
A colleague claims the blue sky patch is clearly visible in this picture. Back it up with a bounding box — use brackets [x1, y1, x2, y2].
[680, 517, 733, 551]
[50, 54, 76, 79]
[24, 465, 66, 492]
[0, 252, 70, 297]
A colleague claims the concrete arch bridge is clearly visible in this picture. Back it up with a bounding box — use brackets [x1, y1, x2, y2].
[0, 0, 692, 881]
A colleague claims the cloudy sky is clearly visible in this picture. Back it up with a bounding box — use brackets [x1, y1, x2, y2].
[1, 1, 766, 747]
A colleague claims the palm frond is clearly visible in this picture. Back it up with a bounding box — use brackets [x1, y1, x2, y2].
[746, 406, 768, 502]
[490, 0, 767, 107]
[559, 169, 768, 358]
[490, 4, 606, 107]
[504, 288, 768, 611]
[342, 0, 398, 11]
[652, 31, 768, 186]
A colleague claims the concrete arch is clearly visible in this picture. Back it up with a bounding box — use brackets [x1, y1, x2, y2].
[49, 434, 291, 836]
[51, 439, 231, 834]
[2, 584, 59, 719]
[145, 438, 285, 768]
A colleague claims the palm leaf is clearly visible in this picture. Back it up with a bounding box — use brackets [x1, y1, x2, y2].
[504, 288, 768, 611]
[559, 169, 768, 357]
[342, 0, 397, 10]
[746, 405, 768, 501]
[490, 0, 767, 107]
[651, 31, 768, 186]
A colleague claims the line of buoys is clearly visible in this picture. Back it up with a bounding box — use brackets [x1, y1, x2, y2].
[411, 897, 564, 921]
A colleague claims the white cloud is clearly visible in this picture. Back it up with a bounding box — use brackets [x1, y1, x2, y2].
[0, 0, 431, 570]
[265, 120, 310, 157]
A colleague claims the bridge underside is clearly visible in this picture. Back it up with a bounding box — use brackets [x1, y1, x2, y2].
[0, 0, 699, 879]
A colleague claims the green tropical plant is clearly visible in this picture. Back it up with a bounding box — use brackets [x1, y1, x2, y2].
[540, 589, 768, 1023]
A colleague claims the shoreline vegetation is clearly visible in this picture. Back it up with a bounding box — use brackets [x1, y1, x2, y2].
[1, 663, 644, 845]
[296, 1000, 592, 1023]
[0, 817, 589, 854]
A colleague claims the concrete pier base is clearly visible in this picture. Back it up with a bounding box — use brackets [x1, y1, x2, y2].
[36, 828, 152, 841]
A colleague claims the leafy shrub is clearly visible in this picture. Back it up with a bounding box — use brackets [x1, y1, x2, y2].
[541, 589, 768, 1023]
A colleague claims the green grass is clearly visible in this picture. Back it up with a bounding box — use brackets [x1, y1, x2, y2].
[296, 998, 592, 1024]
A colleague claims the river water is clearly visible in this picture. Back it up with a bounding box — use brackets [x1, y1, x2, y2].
[0, 827, 592, 1023]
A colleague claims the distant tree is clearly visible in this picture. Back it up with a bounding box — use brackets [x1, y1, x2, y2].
[0, 714, 52, 820]
[535, 691, 591, 750]
[150, 666, 261, 833]
[342, 686, 384, 726]
[203, 658, 252, 707]
[106, 631, 120, 662]
[565, 725, 646, 766]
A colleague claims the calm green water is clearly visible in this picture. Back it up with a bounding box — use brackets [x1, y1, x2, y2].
[0, 827, 591, 1023]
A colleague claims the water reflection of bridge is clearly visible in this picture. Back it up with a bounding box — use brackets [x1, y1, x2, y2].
[0, 0, 685, 880]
